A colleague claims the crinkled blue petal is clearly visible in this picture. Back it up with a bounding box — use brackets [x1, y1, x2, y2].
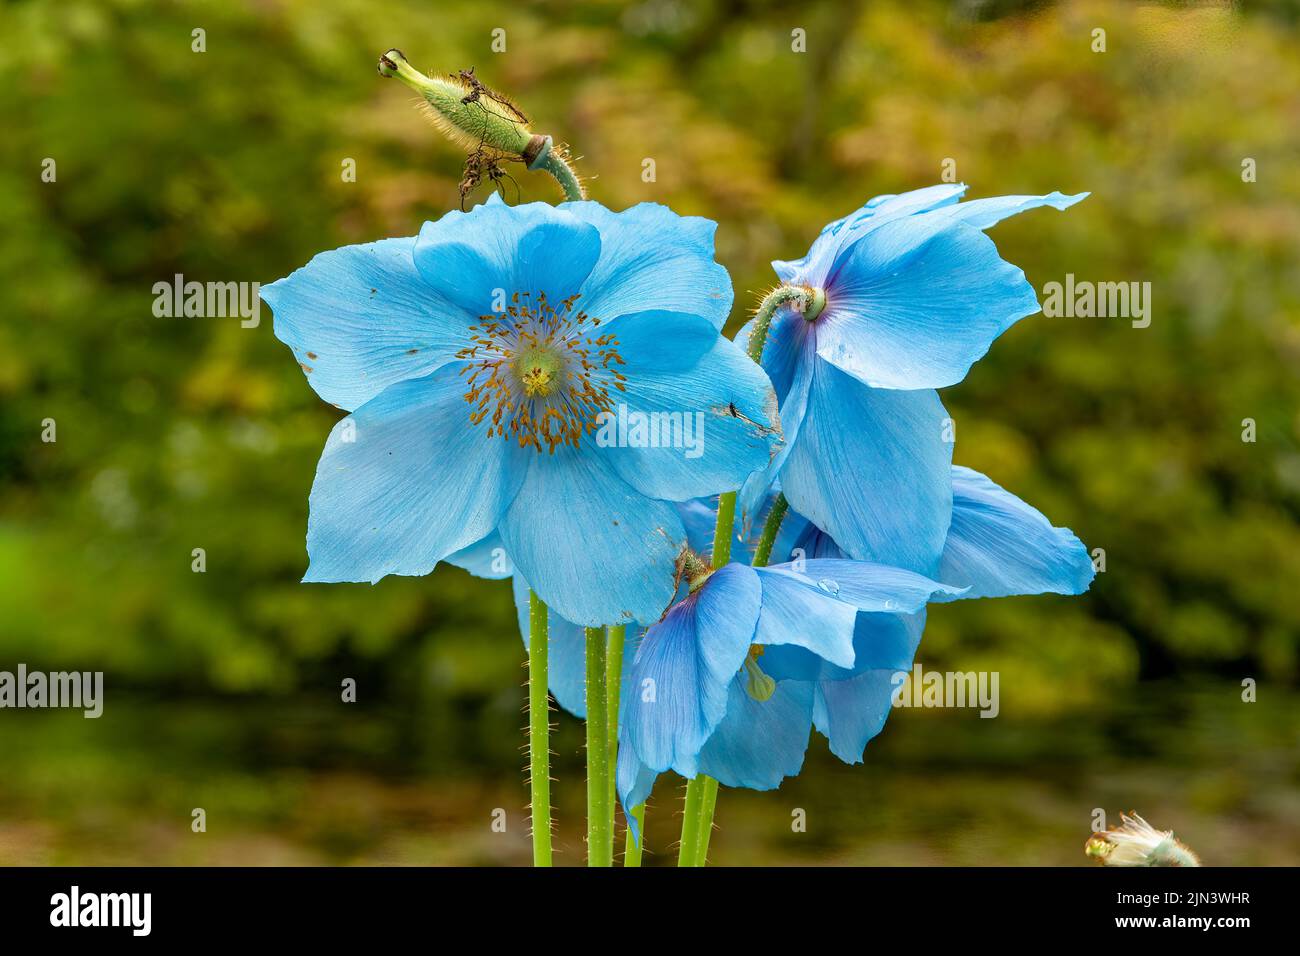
[598, 313, 780, 502]
[928, 191, 1088, 231]
[737, 323, 817, 533]
[815, 214, 1041, 390]
[779, 360, 953, 575]
[496, 445, 685, 627]
[937, 465, 1095, 601]
[303, 366, 527, 583]
[446, 530, 512, 580]
[262, 236, 474, 412]
[697, 675, 815, 790]
[620, 564, 761, 778]
[413, 194, 600, 316]
[560, 201, 733, 329]
[773, 184, 968, 285]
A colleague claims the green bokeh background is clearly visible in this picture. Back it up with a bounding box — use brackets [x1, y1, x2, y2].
[1, 0, 1297, 865]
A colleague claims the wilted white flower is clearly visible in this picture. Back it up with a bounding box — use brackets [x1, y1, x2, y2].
[1086, 812, 1201, 867]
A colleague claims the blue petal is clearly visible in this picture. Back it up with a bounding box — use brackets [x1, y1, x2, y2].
[262, 236, 474, 412]
[511, 575, 590, 718]
[598, 314, 781, 502]
[620, 564, 761, 777]
[772, 506, 845, 564]
[560, 201, 733, 329]
[616, 742, 661, 841]
[814, 214, 1041, 390]
[779, 360, 953, 575]
[446, 531, 512, 580]
[751, 565, 859, 668]
[811, 611, 925, 764]
[937, 465, 1095, 601]
[496, 445, 685, 626]
[413, 198, 601, 316]
[677, 498, 722, 556]
[773, 184, 968, 285]
[930, 191, 1089, 231]
[737, 320, 817, 533]
[303, 366, 527, 583]
[761, 559, 965, 613]
[697, 675, 814, 790]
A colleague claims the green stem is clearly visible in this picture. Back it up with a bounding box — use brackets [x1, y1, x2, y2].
[752, 493, 789, 569]
[585, 626, 612, 866]
[624, 804, 646, 867]
[711, 491, 737, 567]
[695, 776, 720, 865]
[527, 590, 552, 867]
[678, 776, 706, 866]
[606, 625, 625, 846]
[533, 146, 586, 202]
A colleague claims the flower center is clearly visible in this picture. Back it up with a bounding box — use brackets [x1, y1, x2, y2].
[514, 345, 563, 397]
[457, 291, 626, 453]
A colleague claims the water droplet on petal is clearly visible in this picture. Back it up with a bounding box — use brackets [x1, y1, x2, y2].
[817, 578, 840, 596]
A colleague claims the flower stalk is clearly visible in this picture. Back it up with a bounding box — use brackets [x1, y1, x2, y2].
[606, 625, 626, 854]
[677, 776, 706, 866]
[527, 590, 553, 866]
[678, 299, 797, 866]
[585, 626, 613, 866]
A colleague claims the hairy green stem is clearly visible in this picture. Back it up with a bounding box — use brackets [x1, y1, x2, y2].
[678, 777, 706, 866]
[585, 627, 612, 866]
[752, 493, 789, 568]
[677, 293, 808, 867]
[694, 776, 720, 865]
[606, 625, 625, 846]
[527, 590, 552, 866]
[533, 146, 585, 202]
[746, 285, 826, 364]
[711, 492, 737, 567]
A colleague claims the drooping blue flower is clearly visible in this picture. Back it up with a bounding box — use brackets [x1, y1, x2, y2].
[262, 195, 781, 627]
[616, 557, 966, 826]
[616, 464, 1095, 827]
[739, 184, 1088, 577]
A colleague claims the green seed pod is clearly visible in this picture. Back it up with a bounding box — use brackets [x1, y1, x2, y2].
[378, 50, 585, 201]
[378, 49, 533, 156]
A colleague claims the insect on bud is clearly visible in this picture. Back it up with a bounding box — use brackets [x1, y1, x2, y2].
[377, 49, 533, 157]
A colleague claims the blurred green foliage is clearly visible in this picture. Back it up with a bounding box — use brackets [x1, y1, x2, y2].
[0, 0, 1297, 864]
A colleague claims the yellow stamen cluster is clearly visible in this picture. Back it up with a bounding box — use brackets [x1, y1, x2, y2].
[456, 291, 627, 453]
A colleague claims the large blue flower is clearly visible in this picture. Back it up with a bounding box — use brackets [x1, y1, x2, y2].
[263, 195, 780, 626]
[739, 184, 1087, 577]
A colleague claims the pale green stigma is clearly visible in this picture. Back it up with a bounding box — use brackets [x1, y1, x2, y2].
[514, 346, 564, 397]
[743, 646, 776, 702]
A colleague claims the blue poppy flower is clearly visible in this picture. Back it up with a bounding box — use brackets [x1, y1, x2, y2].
[616, 465, 1094, 827]
[616, 558, 966, 826]
[738, 184, 1088, 577]
[262, 195, 780, 627]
